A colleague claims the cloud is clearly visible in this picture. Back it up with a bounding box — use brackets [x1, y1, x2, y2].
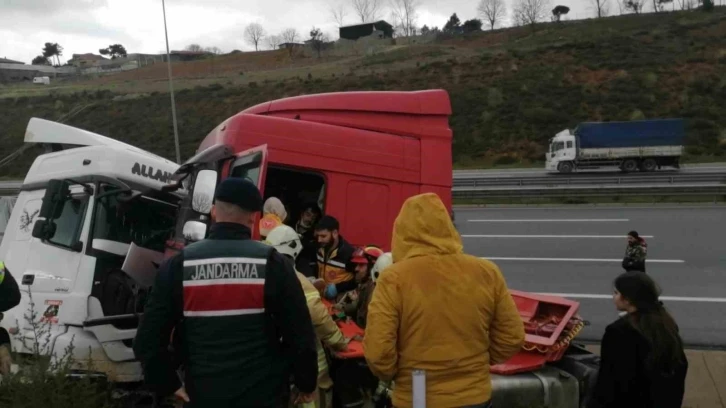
[0, 0, 108, 13]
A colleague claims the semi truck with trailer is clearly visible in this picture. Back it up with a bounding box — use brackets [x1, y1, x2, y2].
[546, 119, 685, 173]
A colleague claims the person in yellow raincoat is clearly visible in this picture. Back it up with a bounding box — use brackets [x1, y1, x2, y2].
[264, 225, 349, 408]
[363, 193, 525, 408]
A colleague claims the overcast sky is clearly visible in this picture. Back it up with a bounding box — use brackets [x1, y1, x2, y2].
[1, 0, 601, 65]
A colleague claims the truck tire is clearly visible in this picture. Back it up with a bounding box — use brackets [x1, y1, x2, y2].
[558, 162, 574, 173]
[641, 158, 657, 172]
[622, 159, 638, 173]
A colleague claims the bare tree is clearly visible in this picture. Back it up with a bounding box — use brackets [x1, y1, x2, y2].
[623, 0, 645, 13]
[390, 0, 419, 37]
[266, 35, 282, 50]
[280, 28, 300, 56]
[351, 0, 382, 22]
[204, 46, 223, 55]
[590, 0, 610, 17]
[676, 0, 695, 9]
[185, 44, 203, 52]
[281, 28, 300, 44]
[478, 0, 507, 30]
[330, 3, 348, 27]
[513, 0, 550, 27]
[244, 23, 266, 52]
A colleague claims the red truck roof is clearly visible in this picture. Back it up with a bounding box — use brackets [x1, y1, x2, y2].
[240, 89, 452, 143]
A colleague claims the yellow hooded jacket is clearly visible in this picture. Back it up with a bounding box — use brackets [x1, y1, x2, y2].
[363, 193, 525, 408]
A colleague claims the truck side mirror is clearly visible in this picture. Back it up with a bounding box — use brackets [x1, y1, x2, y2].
[191, 170, 217, 215]
[183, 221, 207, 242]
[39, 179, 70, 220]
[31, 219, 56, 241]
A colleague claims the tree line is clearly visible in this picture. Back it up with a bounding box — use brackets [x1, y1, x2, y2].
[30, 43, 129, 66]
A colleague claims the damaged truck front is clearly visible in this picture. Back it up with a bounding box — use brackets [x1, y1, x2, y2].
[0, 118, 182, 382]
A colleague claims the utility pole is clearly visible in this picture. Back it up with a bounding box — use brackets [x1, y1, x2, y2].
[162, 0, 181, 164]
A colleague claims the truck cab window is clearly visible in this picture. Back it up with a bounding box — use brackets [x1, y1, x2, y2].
[48, 196, 88, 248]
[92, 185, 177, 253]
[554, 142, 565, 152]
[231, 153, 262, 186]
[264, 166, 326, 222]
[566, 141, 573, 149]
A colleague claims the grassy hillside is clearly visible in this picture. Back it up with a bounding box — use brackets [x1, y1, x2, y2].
[1, 8, 725, 177]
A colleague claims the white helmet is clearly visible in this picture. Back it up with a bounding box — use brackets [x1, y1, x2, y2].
[371, 252, 393, 283]
[264, 225, 303, 260]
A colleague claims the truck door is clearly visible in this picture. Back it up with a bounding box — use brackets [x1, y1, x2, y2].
[224, 145, 269, 239]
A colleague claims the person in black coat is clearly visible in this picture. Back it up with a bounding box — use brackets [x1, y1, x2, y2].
[0, 262, 21, 377]
[590, 271, 687, 408]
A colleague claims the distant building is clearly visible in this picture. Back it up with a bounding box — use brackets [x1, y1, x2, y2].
[67, 53, 106, 67]
[339, 21, 394, 41]
[0, 57, 24, 65]
[0, 63, 75, 83]
[169, 50, 212, 62]
[278, 43, 305, 50]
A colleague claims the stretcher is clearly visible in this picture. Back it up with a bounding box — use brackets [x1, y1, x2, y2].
[321, 299, 366, 359]
[491, 290, 585, 375]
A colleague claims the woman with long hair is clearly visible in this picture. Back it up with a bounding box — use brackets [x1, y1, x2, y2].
[591, 271, 688, 408]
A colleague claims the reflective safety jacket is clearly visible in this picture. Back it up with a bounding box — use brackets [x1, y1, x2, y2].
[134, 223, 318, 406]
[317, 237, 357, 293]
[296, 272, 348, 389]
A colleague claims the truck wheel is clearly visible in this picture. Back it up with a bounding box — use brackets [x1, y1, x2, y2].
[558, 162, 574, 173]
[641, 158, 657, 172]
[622, 159, 638, 173]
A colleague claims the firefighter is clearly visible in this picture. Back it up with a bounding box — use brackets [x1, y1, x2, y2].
[134, 178, 318, 408]
[333, 246, 383, 329]
[264, 225, 349, 408]
[0, 261, 21, 377]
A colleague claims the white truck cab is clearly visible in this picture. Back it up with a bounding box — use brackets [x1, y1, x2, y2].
[545, 129, 577, 173]
[0, 118, 181, 382]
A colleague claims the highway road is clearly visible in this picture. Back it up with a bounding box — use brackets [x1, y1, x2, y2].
[454, 162, 726, 178]
[453, 205, 726, 348]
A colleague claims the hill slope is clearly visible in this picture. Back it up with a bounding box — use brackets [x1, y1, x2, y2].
[1, 9, 725, 177]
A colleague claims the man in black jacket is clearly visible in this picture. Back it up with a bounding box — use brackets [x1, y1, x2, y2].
[313, 215, 356, 300]
[0, 261, 21, 377]
[134, 178, 318, 408]
[293, 202, 321, 278]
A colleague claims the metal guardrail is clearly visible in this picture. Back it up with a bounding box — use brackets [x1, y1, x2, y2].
[0, 181, 23, 195]
[453, 184, 726, 199]
[453, 173, 726, 188]
[3, 174, 725, 199]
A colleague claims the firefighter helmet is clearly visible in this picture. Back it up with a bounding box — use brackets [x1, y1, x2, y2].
[371, 252, 393, 283]
[264, 225, 302, 260]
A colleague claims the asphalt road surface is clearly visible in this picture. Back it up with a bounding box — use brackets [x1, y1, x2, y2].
[453, 204, 726, 348]
[454, 162, 726, 178]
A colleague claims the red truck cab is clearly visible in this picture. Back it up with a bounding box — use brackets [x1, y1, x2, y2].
[171, 89, 453, 252]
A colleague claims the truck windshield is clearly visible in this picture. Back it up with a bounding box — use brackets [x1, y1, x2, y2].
[92, 185, 178, 253]
[553, 142, 565, 152]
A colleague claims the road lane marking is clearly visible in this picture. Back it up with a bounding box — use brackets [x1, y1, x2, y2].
[537, 293, 726, 303]
[482, 257, 684, 263]
[468, 219, 630, 222]
[463, 235, 654, 239]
